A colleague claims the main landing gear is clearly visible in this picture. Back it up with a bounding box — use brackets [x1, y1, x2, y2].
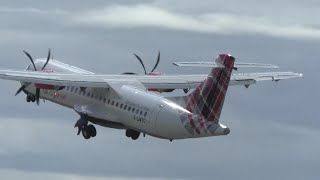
[126, 129, 140, 140]
[26, 94, 36, 103]
[74, 118, 97, 140]
[74, 115, 140, 140]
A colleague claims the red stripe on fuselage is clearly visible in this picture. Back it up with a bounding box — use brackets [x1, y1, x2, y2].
[35, 84, 55, 90]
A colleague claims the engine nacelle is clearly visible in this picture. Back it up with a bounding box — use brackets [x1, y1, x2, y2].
[35, 83, 65, 91]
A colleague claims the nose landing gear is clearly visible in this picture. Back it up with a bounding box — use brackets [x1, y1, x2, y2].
[74, 118, 97, 140]
[81, 124, 97, 139]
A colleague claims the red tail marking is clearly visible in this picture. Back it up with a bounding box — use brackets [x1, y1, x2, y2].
[187, 54, 235, 124]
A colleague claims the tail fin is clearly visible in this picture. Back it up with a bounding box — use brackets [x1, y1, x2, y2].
[185, 54, 235, 124]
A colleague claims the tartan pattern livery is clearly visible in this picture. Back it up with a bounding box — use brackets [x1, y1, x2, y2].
[174, 54, 235, 135]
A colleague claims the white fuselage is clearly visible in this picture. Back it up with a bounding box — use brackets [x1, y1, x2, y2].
[23, 59, 228, 140]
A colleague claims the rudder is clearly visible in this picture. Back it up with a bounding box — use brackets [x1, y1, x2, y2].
[186, 54, 235, 124]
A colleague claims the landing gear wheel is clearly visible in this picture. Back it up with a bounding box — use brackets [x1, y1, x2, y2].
[125, 130, 131, 137]
[26, 95, 36, 103]
[87, 124, 97, 137]
[126, 129, 140, 140]
[82, 127, 91, 139]
[80, 124, 96, 139]
[131, 132, 140, 140]
[26, 96, 31, 102]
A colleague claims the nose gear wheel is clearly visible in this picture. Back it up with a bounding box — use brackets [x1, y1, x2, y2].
[74, 118, 97, 140]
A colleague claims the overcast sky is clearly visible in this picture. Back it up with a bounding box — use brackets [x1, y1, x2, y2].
[0, 0, 319, 179]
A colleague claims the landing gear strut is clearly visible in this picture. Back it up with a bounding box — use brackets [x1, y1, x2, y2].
[126, 129, 140, 140]
[75, 118, 97, 139]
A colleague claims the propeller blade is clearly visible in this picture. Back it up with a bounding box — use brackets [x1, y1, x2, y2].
[133, 54, 147, 75]
[23, 50, 37, 71]
[35, 88, 40, 105]
[15, 85, 26, 96]
[42, 48, 51, 70]
[151, 51, 160, 73]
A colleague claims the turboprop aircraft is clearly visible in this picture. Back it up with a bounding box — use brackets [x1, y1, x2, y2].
[0, 50, 303, 141]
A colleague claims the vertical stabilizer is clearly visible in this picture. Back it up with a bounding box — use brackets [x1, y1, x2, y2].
[186, 54, 235, 124]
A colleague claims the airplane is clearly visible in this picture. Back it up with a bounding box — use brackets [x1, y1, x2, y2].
[0, 50, 303, 141]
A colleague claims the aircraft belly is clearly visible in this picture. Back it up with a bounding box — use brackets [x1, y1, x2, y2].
[155, 105, 190, 139]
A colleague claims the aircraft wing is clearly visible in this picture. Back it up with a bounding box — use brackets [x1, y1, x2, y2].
[0, 69, 303, 90]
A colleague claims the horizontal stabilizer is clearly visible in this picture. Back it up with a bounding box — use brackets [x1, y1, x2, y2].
[173, 62, 279, 69]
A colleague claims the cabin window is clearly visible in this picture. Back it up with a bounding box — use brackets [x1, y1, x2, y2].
[120, 104, 123, 109]
[140, 110, 143, 116]
[108, 99, 110, 104]
[124, 105, 127, 110]
[128, 106, 131, 111]
[103, 98, 106, 103]
[132, 108, 135, 113]
[116, 102, 119, 107]
[71, 87, 74, 92]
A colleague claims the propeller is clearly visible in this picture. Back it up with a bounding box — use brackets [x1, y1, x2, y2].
[123, 51, 161, 75]
[42, 48, 51, 70]
[15, 49, 51, 106]
[151, 51, 160, 73]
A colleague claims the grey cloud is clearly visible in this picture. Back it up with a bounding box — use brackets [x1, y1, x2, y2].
[0, 169, 174, 180]
[0, 113, 319, 180]
[2, 1, 320, 41]
[72, 3, 320, 41]
[0, 7, 68, 14]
